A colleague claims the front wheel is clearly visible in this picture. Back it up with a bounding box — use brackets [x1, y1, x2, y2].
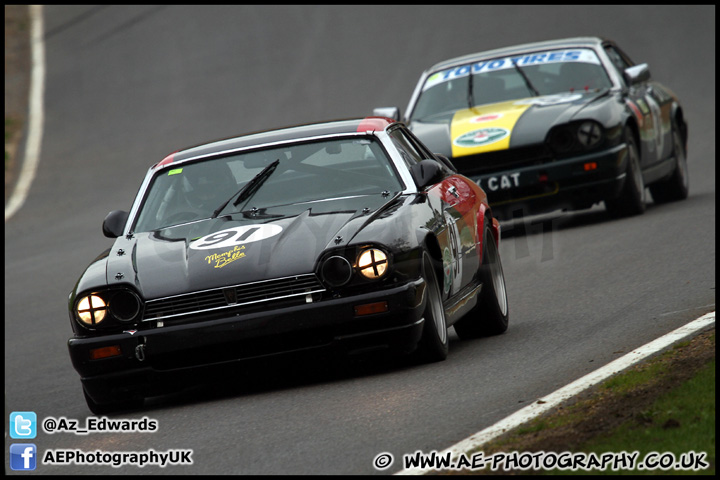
[454, 222, 509, 339]
[416, 254, 448, 362]
[605, 127, 646, 217]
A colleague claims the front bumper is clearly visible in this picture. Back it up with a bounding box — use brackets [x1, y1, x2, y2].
[468, 143, 629, 218]
[69, 278, 426, 403]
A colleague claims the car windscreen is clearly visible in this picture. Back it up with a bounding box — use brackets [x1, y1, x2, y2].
[132, 137, 403, 232]
[410, 48, 613, 122]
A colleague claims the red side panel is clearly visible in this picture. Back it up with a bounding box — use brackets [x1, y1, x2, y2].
[428, 175, 491, 259]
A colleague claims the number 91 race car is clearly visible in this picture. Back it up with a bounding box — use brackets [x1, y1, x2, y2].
[68, 117, 509, 413]
[374, 37, 689, 219]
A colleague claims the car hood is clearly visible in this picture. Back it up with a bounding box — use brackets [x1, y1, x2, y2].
[104, 194, 400, 300]
[410, 90, 610, 158]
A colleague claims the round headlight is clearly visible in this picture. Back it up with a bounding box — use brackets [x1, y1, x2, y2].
[577, 121, 603, 148]
[77, 294, 107, 326]
[109, 290, 141, 321]
[357, 248, 388, 279]
[548, 127, 574, 153]
[321, 255, 353, 287]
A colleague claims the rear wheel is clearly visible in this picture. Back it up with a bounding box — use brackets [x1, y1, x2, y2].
[605, 127, 646, 217]
[454, 222, 509, 339]
[416, 254, 448, 362]
[649, 123, 689, 203]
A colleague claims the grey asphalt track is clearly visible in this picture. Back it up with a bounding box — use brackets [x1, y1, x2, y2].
[5, 5, 715, 475]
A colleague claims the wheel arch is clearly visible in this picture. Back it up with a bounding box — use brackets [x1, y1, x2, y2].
[476, 205, 500, 263]
[671, 103, 688, 149]
[624, 117, 641, 155]
[419, 231, 445, 287]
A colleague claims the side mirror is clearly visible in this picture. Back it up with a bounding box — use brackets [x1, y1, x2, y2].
[410, 159, 443, 189]
[102, 210, 129, 238]
[373, 107, 401, 121]
[623, 63, 651, 85]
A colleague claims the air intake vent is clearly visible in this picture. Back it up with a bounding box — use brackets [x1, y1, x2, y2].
[143, 274, 325, 321]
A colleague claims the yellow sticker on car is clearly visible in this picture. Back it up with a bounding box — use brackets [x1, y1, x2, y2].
[450, 100, 532, 157]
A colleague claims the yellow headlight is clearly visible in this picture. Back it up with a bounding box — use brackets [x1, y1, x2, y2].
[357, 249, 388, 279]
[77, 294, 107, 325]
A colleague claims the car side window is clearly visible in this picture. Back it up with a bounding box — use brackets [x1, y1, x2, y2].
[604, 45, 634, 88]
[401, 127, 457, 174]
[402, 128, 434, 159]
[389, 128, 424, 169]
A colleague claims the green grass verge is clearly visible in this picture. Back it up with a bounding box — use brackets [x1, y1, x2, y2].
[439, 331, 715, 476]
[547, 359, 715, 475]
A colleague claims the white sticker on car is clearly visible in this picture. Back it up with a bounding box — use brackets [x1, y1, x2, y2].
[477, 173, 521, 191]
[423, 49, 602, 91]
[190, 225, 283, 250]
[514, 93, 582, 107]
[453, 127, 509, 148]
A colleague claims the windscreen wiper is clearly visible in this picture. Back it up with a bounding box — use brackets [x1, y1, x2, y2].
[511, 59, 540, 97]
[211, 159, 280, 218]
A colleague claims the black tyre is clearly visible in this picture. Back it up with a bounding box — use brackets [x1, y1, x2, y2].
[649, 123, 689, 203]
[454, 222, 509, 339]
[605, 127, 646, 217]
[83, 387, 143, 415]
[416, 254, 448, 362]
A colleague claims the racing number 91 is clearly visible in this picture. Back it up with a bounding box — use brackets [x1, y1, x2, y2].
[190, 225, 283, 250]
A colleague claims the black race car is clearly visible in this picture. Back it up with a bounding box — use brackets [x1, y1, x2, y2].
[374, 37, 689, 219]
[68, 117, 509, 413]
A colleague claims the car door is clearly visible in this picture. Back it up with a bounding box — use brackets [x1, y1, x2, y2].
[604, 44, 671, 167]
[431, 174, 482, 298]
[394, 127, 480, 298]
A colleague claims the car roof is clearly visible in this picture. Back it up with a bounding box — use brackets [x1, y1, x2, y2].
[426, 36, 607, 73]
[156, 117, 398, 168]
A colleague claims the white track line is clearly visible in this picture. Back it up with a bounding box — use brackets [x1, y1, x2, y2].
[396, 311, 715, 475]
[5, 5, 45, 222]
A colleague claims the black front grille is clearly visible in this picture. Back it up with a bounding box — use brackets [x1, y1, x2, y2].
[143, 274, 325, 321]
[452, 144, 554, 176]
